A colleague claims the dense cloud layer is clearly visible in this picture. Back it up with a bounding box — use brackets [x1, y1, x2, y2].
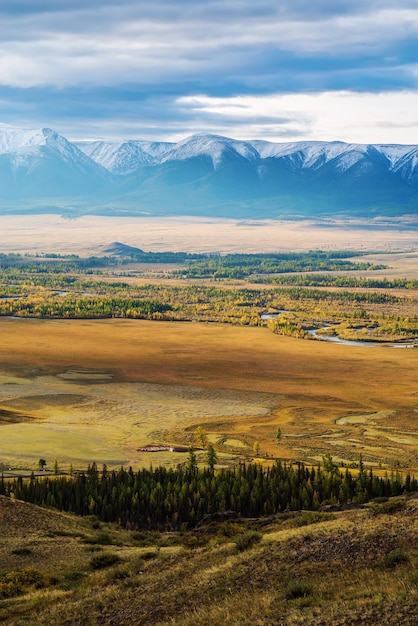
[1, 0, 418, 141]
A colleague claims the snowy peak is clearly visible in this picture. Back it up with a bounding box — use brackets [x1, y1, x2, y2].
[250, 140, 382, 172]
[389, 146, 418, 186]
[0, 125, 98, 165]
[0, 124, 110, 197]
[1, 125, 418, 218]
[76, 140, 152, 175]
[158, 134, 260, 169]
[74, 132, 418, 183]
[75, 139, 174, 174]
[0, 125, 51, 153]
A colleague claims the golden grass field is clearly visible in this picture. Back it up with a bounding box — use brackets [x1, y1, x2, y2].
[0, 214, 417, 473]
[1, 316, 417, 473]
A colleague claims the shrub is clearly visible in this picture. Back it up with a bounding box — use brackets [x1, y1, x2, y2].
[381, 550, 409, 569]
[284, 581, 313, 600]
[85, 545, 103, 553]
[84, 531, 114, 545]
[89, 553, 122, 570]
[62, 570, 87, 589]
[64, 570, 86, 583]
[218, 522, 248, 538]
[88, 516, 101, 529]
[0, 581, 21, 599]
[371, 498, 406, 516]
[5, 567, 46, 587]
[131, 531, 162, 546]
[234, 530, 262, 552]
[0, 567, 47, 598]
[293, 511, 334, 527]
[107, 567, 131, 582]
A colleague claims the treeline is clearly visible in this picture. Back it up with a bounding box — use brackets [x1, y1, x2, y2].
[2, 459, 416, 530]
[0, 296, 171, 319]
[258, 274, 418, 289]
[0, 251, 209, 271]
[174, 251, 384, 279]
[0, 255, 115, 273]
[0, 250, 385, 281]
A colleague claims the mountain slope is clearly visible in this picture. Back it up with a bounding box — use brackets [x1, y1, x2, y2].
[75, 139, 174, 175]
[1, 126, 418, 218]
[0, 126, 111, 199]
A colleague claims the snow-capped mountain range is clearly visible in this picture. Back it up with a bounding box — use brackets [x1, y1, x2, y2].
[1, 124, 418, 218]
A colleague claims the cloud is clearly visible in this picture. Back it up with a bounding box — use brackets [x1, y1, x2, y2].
[1, 0, 418, 142]
[1, 1, 417, 89]
[2, 86, 417, 145]
[176, 91, 418, 144]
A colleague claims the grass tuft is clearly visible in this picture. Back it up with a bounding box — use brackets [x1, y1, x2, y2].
[380, 550, 410, 569]
[234, 530, 263, 552]
[89, 552, 122, 570]
[284, 581, 313, 600]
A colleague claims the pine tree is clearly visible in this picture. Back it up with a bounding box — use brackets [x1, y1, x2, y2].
[186, 447, 198, 476]
[206, 444, 217, 470]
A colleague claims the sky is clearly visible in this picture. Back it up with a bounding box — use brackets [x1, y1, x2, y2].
[1, 0, 418, 144]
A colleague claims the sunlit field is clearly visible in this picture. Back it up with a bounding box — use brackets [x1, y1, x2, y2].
[1, 317, 417, 473]
[0, 214, 418, 256]
[1, 215, 417, 474]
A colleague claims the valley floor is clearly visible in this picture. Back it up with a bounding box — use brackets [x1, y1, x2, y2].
[0, 214, 418, 257]
[1, 317, 417, 473]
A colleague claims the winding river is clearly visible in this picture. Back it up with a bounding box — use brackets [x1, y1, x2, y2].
[261, 312, 417, 348]
[307, 328, 417, 348]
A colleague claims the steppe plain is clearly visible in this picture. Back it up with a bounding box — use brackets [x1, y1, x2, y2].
[1, 215, 418, 473]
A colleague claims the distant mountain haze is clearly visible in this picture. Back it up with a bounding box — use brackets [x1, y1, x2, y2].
[0, 126, 417, 218]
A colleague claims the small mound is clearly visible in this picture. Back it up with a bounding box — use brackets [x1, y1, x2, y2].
[101, 241, 145, 257]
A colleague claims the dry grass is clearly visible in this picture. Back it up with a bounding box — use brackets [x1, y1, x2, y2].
[1, 493, 418, 625]
[1, 316, 418, 472]
[1, 215, 418, 257]
[1, 216, 418, 471]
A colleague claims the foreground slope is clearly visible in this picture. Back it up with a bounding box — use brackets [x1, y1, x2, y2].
[1, 494, 418, 625]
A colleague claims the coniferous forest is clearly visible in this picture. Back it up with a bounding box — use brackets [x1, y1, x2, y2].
[2, 457, 416, 530]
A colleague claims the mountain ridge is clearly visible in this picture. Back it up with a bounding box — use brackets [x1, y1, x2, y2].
[1, 125, 417, 219]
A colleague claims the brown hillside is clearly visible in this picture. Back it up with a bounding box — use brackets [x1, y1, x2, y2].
[1, 494, 418, 625]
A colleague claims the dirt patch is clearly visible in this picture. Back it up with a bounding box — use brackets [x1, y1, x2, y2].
[3, 394, 89, 410]
[0, 408, 36, 425]
[57, 368, 116, 382]
[336, 410, 396, 425]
